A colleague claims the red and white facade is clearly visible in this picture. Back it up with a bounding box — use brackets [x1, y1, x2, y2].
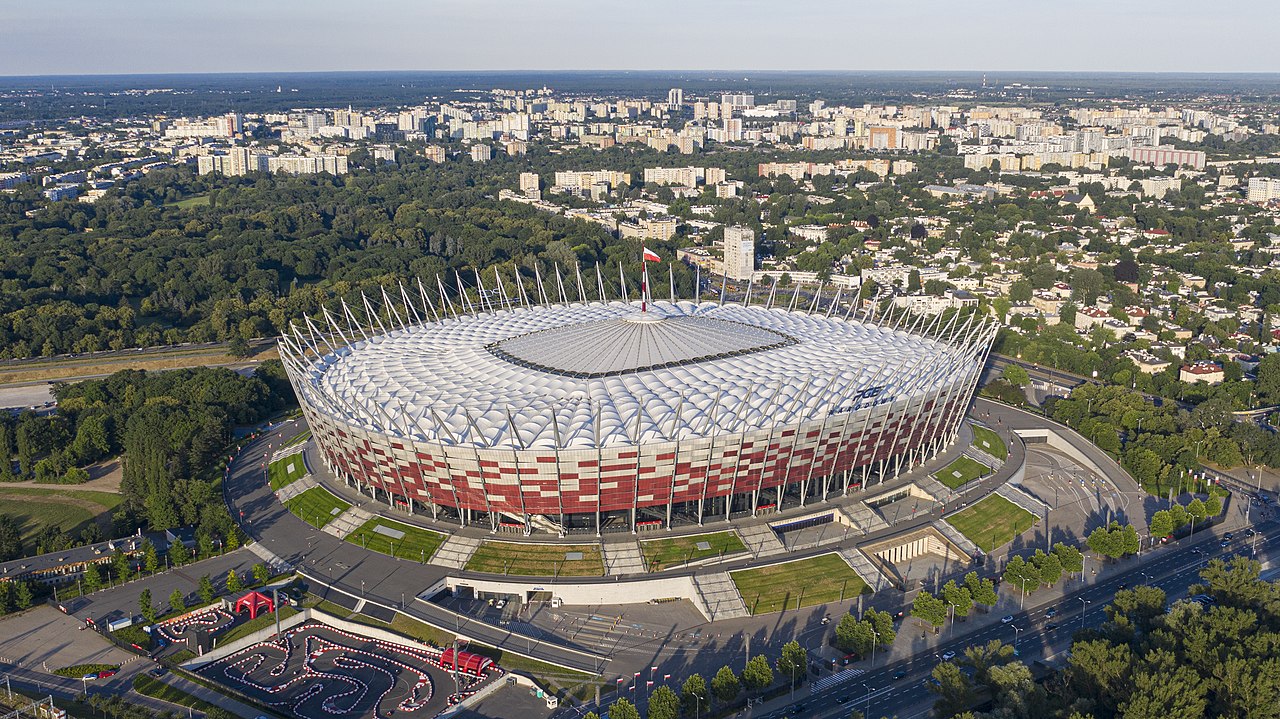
[280, 270, 995, 533]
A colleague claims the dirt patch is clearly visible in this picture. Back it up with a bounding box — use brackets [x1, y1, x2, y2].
[0, 347, 278, 385]
[6, 459, 123, 494]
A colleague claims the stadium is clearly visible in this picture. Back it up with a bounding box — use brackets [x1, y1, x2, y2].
[278, 268, 997, 534]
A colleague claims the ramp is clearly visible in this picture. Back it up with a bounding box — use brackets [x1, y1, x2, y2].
[692, 572, 750, 621]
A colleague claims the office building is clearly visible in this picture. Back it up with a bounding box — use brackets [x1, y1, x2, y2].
[723, 226, 755, 281]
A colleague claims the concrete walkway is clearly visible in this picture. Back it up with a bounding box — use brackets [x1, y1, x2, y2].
[432, 535, 483, 570]
[691, 573, 750, 620]
[602, 541, 645, 576]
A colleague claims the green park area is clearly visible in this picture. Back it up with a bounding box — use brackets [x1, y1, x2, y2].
[0, 486, 120, 550]
[345, 517, 445, 563]
[282, 429, 312, 448]
[465, 541, 605, 576]
[268, 454, 309, 490]
[731, 554, 868, 615]
[935, 455, 992, 490]
[970, 425, 1008, 460]
[945, 495, 1037, 552]
[641, 530, 748, 571]
[284, 486, 350, 528]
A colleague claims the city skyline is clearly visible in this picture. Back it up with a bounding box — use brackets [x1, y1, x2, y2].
[3, 0, 1280, 76]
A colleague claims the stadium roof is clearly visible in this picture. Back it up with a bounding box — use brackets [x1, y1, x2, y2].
[285, 298, 991, 450]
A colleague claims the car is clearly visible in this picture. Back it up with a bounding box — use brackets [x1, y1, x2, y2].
[941, 650, 956, 661]
[1118, 582, 1128, 590]
[893, 668, 908, 680]
[1001, 615, 1014, 624]
[96, 669, 117, 679]
[821, 615, 831, 625]
[1044, 607, 1058, 618]
[149, 667, 167, 678]
[1224, 532, 1234, 541]
[1045, 622, 1059, 631]
[792, 703, 806, 713]
[494, 599, 506, 609]
[1191, 547, 1204, 555]
[1220, 539, 1231, 548]
[81, 673, 98, 681]
[836, 696, 851, 704]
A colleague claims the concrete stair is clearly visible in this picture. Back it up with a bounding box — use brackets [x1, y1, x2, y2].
[932, 519, 982, 558]
[271, 443, 307, 463]
[692, 572, 750, 621]
[275, 475, 316, 503]
[323, 505, 374, 539]
[996, 483, 1050, 517]
[840, 503, 889, 534]
[837, 547, 891, 593]
[737, 523, 787, 559]
[913, 475, 951, 502]
[431, 535, 483, 570]
[602, 541, 645, 576]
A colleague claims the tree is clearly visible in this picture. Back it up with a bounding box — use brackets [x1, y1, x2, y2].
[112, 550, 132, 584]
[741, 655, 773, 692]
[227, 335, 252, 359]
[14, 581, 32, 610]
[777, 641, 807, 695]
[198, 575, 215, 605]
[680, 673, 707, 717]
[252, 563, 269, 585]
[1034, 550, 1064, 587]
[1008, 280, 1033, 303]
[169, 588, 185, 613]
[168, 540, 190, 567]
[226, 569, 242, 594]
[1002, 555, 1039, 598]
[647, 685, 679, 719]
[864, 608, 897, 647]
[962, 639, 1016, 693]
[835, 614, 875, 655]
[964, 571, 998, 607]
[1148, 510, 1174, 542]
[711, 665, 740, 704]
[941, 580, 974, 621]
[141, 539, 159, 575]
[139, 588, 156, 624]
[1186, 497, 1207, 524]
[912, 591, 948, 629]
[1002, 364, 1030, 388]
[929, 662, 977, 718]
[82, 563, 102, 593]
[609, 698, 641, 719]
[1052, 542, 1084, 577]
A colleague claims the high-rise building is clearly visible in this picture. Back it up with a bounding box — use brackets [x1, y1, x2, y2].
[470, 144, 491, 163]
[667, 88, 683, 108]
[721, 93, 754, 110]
[519, 172, 540, 199]
[723, 226, 755, 281]
[1247, 177, 1280, 202]
[422, 146, 446, 163]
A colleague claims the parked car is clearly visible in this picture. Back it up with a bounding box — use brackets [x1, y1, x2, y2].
[96, 669, 117, 679]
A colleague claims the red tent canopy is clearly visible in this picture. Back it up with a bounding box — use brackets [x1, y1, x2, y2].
[234, 590, 275, 619]
[440, 648, 493, 676]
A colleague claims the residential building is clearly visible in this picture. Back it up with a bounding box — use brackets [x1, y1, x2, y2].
[519, 172, 540, 199]
[723, 226, 755, 281]
[470, 144, 491, 162]
[1179, 361, 1224, 385]
[1247, 177, 1280, 202]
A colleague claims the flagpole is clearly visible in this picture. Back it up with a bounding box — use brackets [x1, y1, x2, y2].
[641, 255, 649, 313]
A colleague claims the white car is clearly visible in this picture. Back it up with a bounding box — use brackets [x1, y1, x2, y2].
[1001, 615, 1014, 624]
[940, 650, 956, 661]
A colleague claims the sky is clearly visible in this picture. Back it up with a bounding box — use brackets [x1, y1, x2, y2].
[3, 0, 1279, 76]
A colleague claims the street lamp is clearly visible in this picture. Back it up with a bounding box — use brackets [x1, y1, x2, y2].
[1078, 597, 1091, 632]
[1011, 624, 1023, 652]
[862, 681, 872, 716]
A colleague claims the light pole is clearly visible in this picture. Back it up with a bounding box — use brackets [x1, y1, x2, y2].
[1011, 624, 1023, 652]
[1078, 597, 1091, 632]
[862, 681, 872, 716]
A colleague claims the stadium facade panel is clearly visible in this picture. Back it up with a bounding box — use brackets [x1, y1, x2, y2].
[280, 276, 995, 533]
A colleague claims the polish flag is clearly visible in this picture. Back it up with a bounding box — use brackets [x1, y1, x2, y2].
[617, 677, 626, 684]
[646, 681, 654, 687]
[642, 247, 661, 263]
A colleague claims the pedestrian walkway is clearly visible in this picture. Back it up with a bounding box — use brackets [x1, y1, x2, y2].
[810, 667, 866, 694]
[270, 442, 307, 463]
[602, 541, 645, 575]
[691, 572, 750, 621]
[245, 541, 291, 573]
[274, 474, 316, 503]
[964, 446, 1002, 469]
[431, 535, 483, 570]
[161, 671, 261, 718]
[737, 523, 787, 558]
[838, 547, 892, 593]
[322, 505, 374, 539]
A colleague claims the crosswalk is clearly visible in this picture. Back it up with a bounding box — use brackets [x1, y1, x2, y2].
[810, 666, 866, 694]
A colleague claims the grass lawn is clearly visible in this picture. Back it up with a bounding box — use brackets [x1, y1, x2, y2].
[465, 541, 604, 576]
[282, 429, 312, 448]
[215, 605, 299, 646]
[935, 456, 992, 490]
[267, 454, 309, 490]
[167, 194, 210, 209]
[640, 531, 747, 571]
[132, 674, 226, 715]
[345, 517, 445, 563]
[971, 426, 1008, 460]
[945, 495, 1038, 552]
[284, 486, 349, 528]
[387, 613, 455, 647]
[730, 554, 869, 615]
[0, 487, 121, 549]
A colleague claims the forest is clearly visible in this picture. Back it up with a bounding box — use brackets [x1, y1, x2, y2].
[0, 363, 292, 559]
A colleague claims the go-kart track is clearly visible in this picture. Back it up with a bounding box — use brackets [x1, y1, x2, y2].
[155, 606, 237, 646]
[195, 621, 496, 719]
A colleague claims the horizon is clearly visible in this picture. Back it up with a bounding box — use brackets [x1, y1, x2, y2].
[4, 0, 1280, 76]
